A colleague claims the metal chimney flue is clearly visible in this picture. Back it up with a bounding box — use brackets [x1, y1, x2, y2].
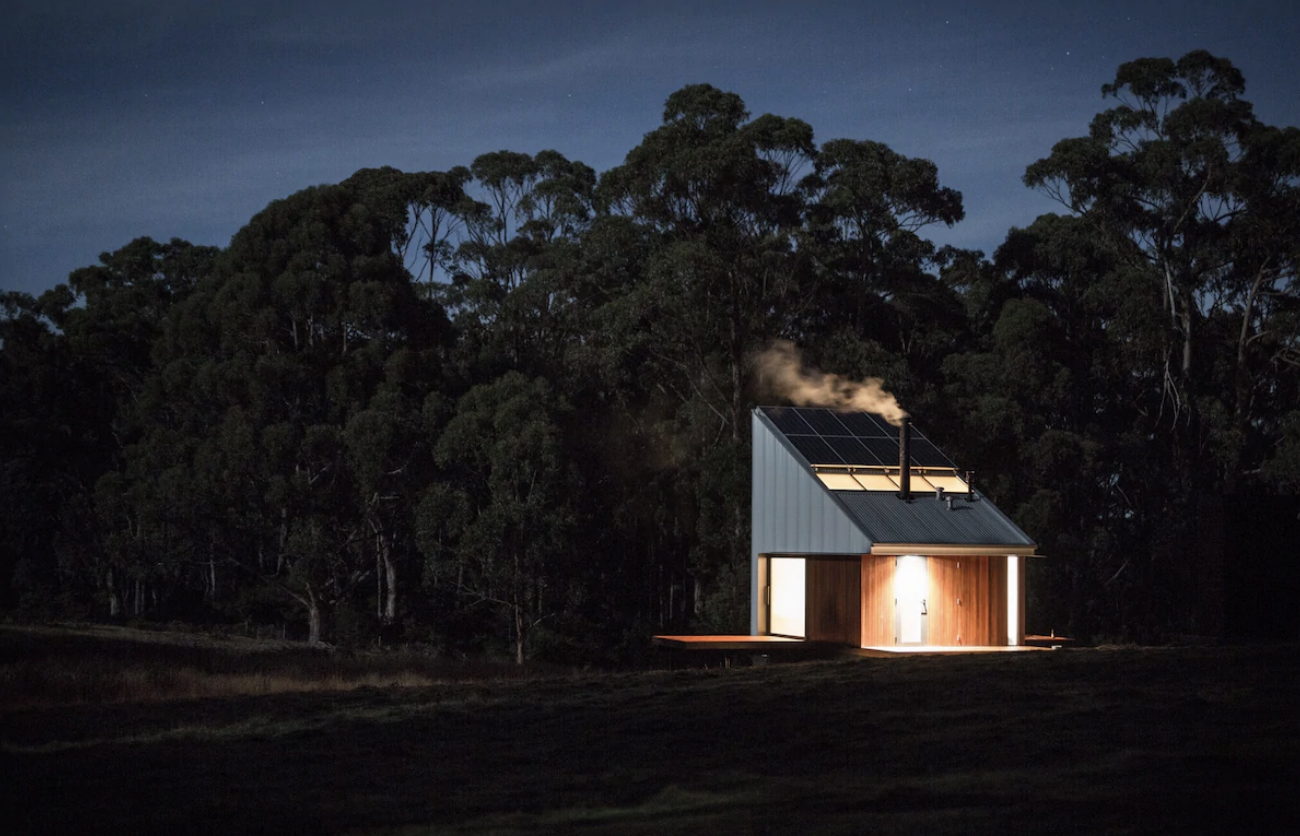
[898, 417, 912, 501]
[966, 470, 975, 501]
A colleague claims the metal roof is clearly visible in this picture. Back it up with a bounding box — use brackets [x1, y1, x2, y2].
[753, 406, 1036, 553]
[834, 491, 1035, 549]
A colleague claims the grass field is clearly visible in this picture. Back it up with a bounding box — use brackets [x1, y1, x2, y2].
[3, 625, 1297, 834]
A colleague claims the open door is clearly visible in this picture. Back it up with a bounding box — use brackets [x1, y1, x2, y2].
[895, 555, 928, 644]
[768, 557, 806, 638]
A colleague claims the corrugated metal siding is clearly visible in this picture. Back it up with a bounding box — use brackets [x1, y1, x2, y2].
[750, 411, 871, 633]
[834, 492, 1035, 546]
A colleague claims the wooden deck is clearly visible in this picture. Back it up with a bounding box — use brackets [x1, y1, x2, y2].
[651, 635, 805, 651]
[854, 644, 1050, 657]
[1024, 634, 1076, 648]
[654, 634, 1065, 659]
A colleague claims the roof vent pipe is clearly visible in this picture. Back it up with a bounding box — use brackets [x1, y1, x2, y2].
[966, 470, 975, 501]
[936, 486, 945, 501]
[898, 417, 912, 501]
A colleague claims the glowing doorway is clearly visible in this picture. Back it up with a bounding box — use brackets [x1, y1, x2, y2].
[768, 557, 806, 638]
[895, 555, 928, 644]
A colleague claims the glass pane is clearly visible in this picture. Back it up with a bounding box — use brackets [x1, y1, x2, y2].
[861, 437, 902, 464]
[836, 411, 892, 438]
[788, 435, 841, 465]
[908, 439, 954, 467]
[852, 472, 899, 491]
[769, 557, 805, 638]
[763, 407, 813, 434]
[826, 436, 880, 465]
[796, 408, 853, 436]
[816, 472, 863, 491]
[921, 473, 969, 493]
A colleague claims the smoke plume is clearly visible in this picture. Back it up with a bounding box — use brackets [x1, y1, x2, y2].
[754, 340, 908, 426]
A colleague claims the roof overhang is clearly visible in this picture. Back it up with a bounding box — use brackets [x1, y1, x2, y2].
[869, 543, 1039, 557]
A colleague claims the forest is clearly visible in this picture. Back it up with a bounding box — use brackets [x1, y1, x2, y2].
[2, 51, 1297, 661]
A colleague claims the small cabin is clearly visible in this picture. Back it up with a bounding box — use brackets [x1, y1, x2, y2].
[750, 406, 1037, 649]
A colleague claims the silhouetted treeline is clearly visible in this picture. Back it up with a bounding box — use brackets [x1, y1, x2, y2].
[3, 52, 1297, 657]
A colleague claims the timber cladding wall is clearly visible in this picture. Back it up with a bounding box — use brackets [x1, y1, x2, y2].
[860, 556, 895, 646]
[805, 556, 861, 645]
[927, 556, 1008, 646]
[858, 555, 1010, 646]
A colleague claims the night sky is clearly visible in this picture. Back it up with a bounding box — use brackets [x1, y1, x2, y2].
[4, 0, 1297, 297]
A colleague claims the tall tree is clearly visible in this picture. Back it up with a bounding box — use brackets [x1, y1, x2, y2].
[114, 176, 450, 643]
[418, 373, 578, 663]
[1024, 49, 1300, 494]
[589, 85, 818, 625]
[0, 239, 216, 617]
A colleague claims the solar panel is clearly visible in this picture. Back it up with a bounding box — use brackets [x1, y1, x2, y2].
[825, 436, 885, 466]
[908, 439, 954, 468]
[761, 406, 962, 471]
[834, 411, 891, 438]
[786, 435, 841, 465]
[762, 407, 814, 435]
[794, 408, 853, 436]
[860, 437, 903, 465]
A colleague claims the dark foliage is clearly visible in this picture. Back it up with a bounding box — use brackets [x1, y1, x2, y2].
[2, 52, 1296, 656]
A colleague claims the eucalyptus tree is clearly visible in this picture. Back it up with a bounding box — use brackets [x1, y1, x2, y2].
[1024, 49, 1300, 494]
[941, 214, 1163, 638]
[798, 139, 968, 405]
[117, 175, 451, 643]
[0, 290, 95, 614]
[417, 372, 579, 663]
[582, 85, 820, 626]
[438, 149, 597, 377]
[595, 84, 817, 442]
[0, 239, 216, 617]
[953, 49, 1300, 638]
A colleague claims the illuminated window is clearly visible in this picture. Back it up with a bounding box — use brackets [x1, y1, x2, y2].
[853, 472, 900, 491]
[1007, 555, 1020, 646]
[769, 557, 805, 638]
[919, 472, 969, 494]
[816, 472, 863, 490]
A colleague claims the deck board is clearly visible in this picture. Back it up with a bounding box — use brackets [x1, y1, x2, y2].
[855, 644, 1049, 657]
[652, 635, 805, 650]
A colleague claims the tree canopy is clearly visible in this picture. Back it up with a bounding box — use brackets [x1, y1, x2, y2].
[3, 51, 1296, 655]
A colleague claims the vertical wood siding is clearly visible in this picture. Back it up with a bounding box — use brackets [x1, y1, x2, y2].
[926, 556, 1009, 645]
[860, 556, 896, 646]
[927, 557, 963, 645]
[806, 556, 861, 645]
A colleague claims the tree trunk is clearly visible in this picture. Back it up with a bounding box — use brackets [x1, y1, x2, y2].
[107, 567, 121, 617]
[383, 549, 398, 625]
[306, 593, 323, 646]
[1226, 269, 1268, 494]
[514, 604, 526, 665]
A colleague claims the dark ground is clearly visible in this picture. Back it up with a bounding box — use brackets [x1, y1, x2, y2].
[3, 628, 1298, 834]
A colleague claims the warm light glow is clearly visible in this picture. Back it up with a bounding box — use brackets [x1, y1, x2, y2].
[816, 472, 863, 490]
[853, 472, 900, 491]
[1007, 555, 1020, 646]
[918, 472, 969, 494]
[896, 555, 927, 644]
[769, 557, 805, 638]
[815, 469, 902, 491]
